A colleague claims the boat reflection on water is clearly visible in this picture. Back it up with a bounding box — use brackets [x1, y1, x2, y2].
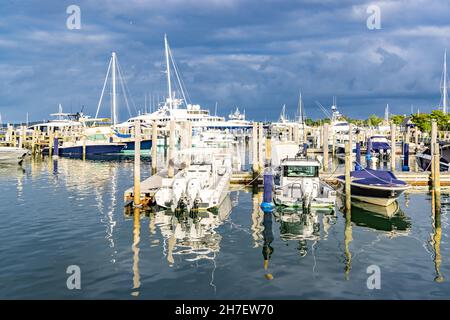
[273, 207, 336, 257]
[344, 199, 411, 235]
[153, 195, 232, 264]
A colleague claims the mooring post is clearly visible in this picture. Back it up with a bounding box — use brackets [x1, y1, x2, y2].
[402, 142, 409, 171]
[53, 136, 59, 157]
[134, 120, 141, 207]
[366, 137, 372, 168]
[355, 142, 361, 171]
[258, 122, 264, 172]
[414, 128, 419, 152]
[82, 134, 86, 160]
[168, 119, 175, 179]
[31, 129, 36, 156]
[431, 120, 437, 183]
[432, 142, 441, 193]
[345, 141, 352, 212]
[252, 122, 259, 178]
[294, 125, 300, 145]
[323, 123, 329, 172]
[260, 126, 274, 213]
[265, 126, 272, 167]
[186, 121, 192, 168]
[151, 121, 158, 174]
[48, 129, 53, 157]
[390, 122, 396, 171]
[20, 125, 26, 148]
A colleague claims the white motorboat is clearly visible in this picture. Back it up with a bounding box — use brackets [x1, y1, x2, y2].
[274, 156, 336, 211]
[0, 147, 29, 165]
[155, 153, 232, 212]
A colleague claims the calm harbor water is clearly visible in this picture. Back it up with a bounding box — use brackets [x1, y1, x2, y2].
[1, 156, 450, 299]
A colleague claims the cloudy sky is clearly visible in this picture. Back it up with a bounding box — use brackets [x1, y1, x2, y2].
[1, 0, 450, 123]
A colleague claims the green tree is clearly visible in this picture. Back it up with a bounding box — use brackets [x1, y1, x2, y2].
[390, 114, 405, 125]
[410, 113, 431, 132]
[367, 114, 383, 127]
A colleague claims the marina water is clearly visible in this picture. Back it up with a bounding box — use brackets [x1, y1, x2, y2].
[1, 155, 450, 299]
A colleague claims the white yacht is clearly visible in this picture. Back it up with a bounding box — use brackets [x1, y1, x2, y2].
[274, 155, 336, 212]
[28, 104, 83, 132]
[116, 35, 252, 130]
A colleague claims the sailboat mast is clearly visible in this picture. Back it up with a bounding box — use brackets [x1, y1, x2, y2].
[385, 104, 389, 122]
[111, 52, 118, 125]
[164, 34, 173, 110]
[444, 49, 448, 114]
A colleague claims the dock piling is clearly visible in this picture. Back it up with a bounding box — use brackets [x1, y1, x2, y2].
[345, 141, 351, 212]
[323, 123, 329, 172]
[252, 122, 259, 178]
[167, 120, 175, 179]
[134, 120, 141, 206]
[151, 121, 158, 174]
[390, 122, 396, 171]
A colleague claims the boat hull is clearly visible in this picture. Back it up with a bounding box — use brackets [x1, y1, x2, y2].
[416, 152, 450, 171]
[59, 144, 125, 156]
[122, 139, 152, 151]
[337, 179, 408, 206]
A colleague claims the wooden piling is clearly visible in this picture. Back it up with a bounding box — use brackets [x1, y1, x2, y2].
[167, 120, 175, 179]
[252, 122, 259, 178]
[151, 121, 158, 174]
[390, 122, 396, 171]
[345, 141, 351, 212]
[265, 126, 271, 167]
[433, 142, 441, 193]
[48, 129, 53, 157]
[82, 134, 86, 160]
[323, 123, 329, 172]
[258, 123, 264, 171]
[134, 120, 141, 206]
[294, 125, 300, 145]
[20, 125, 26, 148]
[414, 128, 419, 151]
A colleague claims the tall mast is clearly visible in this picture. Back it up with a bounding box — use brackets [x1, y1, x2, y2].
[384, 104, 389, 122]
[164, 34, 173, 110]
[111, 52, 117, 125]
[297, 91, 304, 124]
[441, 49, 448, 114]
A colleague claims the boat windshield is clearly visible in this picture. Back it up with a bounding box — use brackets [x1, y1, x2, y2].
[283, 165, 318, 177]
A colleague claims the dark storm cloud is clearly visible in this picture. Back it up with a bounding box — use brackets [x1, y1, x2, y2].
[1, 0, 450, 122]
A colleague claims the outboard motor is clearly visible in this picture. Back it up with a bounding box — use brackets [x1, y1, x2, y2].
[301, 179, 314, 213]
[176, 192, 189, 214]
[189, 193, 201, 219]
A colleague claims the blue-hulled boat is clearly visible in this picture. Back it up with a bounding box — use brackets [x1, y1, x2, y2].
[43, 141, 125, 156]
[113, 130, 152, 152]
[337, 169, 410, 206]
[122, 139, 152, 151]
[369, 135, 391, 154]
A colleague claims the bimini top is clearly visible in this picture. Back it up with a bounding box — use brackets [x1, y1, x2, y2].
[280, 157, 321, 167]
[337, 169, 408, 186]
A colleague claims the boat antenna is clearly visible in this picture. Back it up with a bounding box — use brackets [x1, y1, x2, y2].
[164, 34, 173, 111]
[440, 48, 449, 114]
[384, 104, 389, 122]
[214, 102, 218, 116]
